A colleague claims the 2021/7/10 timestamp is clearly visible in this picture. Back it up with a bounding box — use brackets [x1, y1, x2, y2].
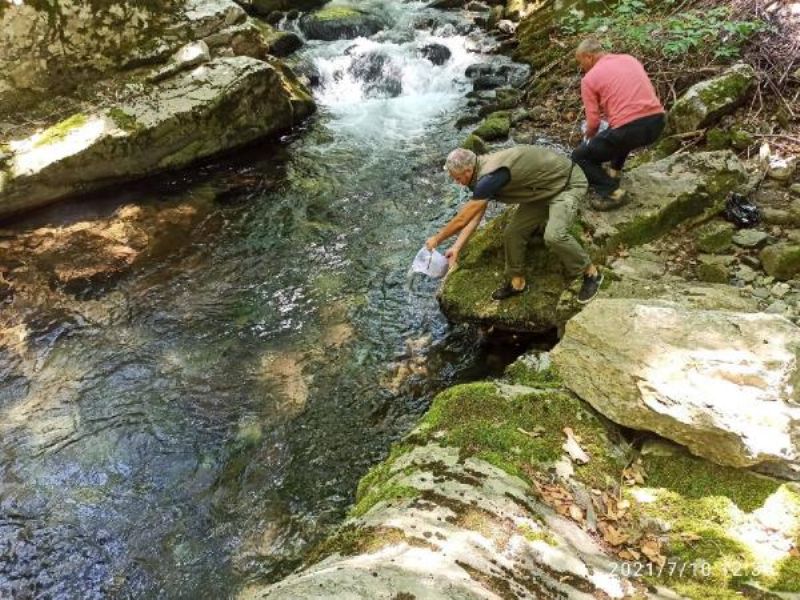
[611, 560, 712, 578]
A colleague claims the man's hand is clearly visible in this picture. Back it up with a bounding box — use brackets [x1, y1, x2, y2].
[425, 235, 439, 251]
[445, 247, 459, 268]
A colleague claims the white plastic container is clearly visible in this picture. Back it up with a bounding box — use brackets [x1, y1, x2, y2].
[411, 247, 449, 279]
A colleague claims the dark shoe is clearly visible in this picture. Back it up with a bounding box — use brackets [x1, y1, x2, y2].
[492, 281, 528, 300]
[577, 271, 603, 304]
[590, 188, 627, 211]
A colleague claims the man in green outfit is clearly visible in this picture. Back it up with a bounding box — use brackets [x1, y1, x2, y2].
[426, 145, 603, 303]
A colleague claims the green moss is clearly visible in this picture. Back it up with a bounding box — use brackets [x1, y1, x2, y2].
[518, 523, 557, 546]
[696, 72, 753, 113]
[644, 453, 780, 514]
[414, 382, 626, 489]
[706, 128, 731, 150]
[350, 482, 419, 518]
[770, 555, 800, 592]
[760, 243, 800, 281]
[107, 107, 140, 132]
[504, 359, 563, 389]
[305, 524, 410, 565]
[472, 111, 511, 142]
[310, 6, 363, 20]
[33, 113, 88, 147]
[730, 128, 754, 150]
[461, 134, 487, 155]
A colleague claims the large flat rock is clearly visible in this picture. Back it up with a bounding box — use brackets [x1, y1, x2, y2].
[0, 56, 313, 217]
[583, 150, 750, 253]
[552, 298, 800, 479]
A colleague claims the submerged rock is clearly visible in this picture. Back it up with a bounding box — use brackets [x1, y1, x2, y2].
[299, 7, 386, 41]
[553, 298, 800, 479]
[667, 63, 756, 134]
[0, 57, 314, 217]
[347, 51, 403, 98]
[419, 43, 452, 66]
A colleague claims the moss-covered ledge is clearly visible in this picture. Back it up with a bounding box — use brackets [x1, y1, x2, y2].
[250, 353, 800, 600]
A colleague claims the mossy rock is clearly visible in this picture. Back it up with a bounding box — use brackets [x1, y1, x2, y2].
[299, 7, 386, 41]
[760, 243, 800, 281]
[438, 208, 573, 333]
[694, 220, 735, 254]
[696, 254, 731, 283]
[471, 110, 511, 141]
[461, 133, 487, 155]
[668, 63, 756, 134]
[583, 150, 750, 254]
[250, 0, 327, 16]
[730, 128, 754, 150]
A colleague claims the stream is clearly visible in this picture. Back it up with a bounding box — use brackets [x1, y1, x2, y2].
[0, 2, 529, 598]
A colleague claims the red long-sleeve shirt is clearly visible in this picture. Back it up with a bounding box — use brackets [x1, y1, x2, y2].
[581, 53, 664, 137]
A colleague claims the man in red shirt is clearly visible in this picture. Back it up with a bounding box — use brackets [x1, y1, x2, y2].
[571, 39, 665, 210]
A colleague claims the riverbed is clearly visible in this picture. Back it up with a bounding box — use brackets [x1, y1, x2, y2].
[0, 2, 532, 598]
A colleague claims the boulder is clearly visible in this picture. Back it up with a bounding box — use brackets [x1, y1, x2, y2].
[761, 243, 800, 281]
[667, 63, 756, 134]
[299, 7, 386, 41]
[419, 43, 452, 66]
[0, 57, 314, 217]
[583, 150, 750, 253]
[552, 298, 800, 479]
[264, 31, 303, 57]
[347, 51, 402, 98]
[245, 0, 327, 15]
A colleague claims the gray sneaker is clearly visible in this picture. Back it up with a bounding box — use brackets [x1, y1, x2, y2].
[577, 271, 604, 304]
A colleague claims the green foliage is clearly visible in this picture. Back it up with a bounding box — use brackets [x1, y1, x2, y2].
[559, 0, 764, 63]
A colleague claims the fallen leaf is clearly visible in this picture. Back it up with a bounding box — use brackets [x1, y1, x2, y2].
[562, 427, 590, 464]
[640, 536, 666, 567]
[618, 548, 641, 561]
[790, 546, 800, 558]
[600, 522, 629, 546]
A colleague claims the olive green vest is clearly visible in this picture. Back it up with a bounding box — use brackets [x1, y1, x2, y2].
[469, 145, 581, 204]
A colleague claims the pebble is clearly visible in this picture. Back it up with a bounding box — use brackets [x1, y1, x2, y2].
[751, 288, 771, 299]
[790, 183, 800, 196]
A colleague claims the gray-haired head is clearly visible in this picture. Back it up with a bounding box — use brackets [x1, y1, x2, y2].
[576, 38, 605, 56]
[444, 148, 476, 175]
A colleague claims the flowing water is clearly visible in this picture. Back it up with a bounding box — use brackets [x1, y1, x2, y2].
[0, 3, 526, 598]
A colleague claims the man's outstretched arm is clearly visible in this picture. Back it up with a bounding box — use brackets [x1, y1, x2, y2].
[446, 204, 486, 266]
[426, 199, 489, 250]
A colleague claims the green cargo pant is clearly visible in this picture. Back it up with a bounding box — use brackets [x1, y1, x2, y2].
[503, 176, 590, 279]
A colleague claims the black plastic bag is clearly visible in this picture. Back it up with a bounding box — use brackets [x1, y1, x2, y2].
[724, 192, 760, 228]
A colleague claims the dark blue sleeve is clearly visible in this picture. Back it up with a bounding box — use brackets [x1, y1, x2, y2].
[471, 167, 511, 200]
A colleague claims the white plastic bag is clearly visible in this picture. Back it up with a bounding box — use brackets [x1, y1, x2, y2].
[411, 246, 449, 279]
[581, 119, 609, 142]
